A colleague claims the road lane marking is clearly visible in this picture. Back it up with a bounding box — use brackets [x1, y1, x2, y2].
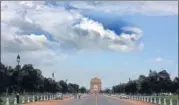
[96, 95, 98, 105]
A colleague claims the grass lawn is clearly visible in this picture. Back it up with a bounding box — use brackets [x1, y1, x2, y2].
[167, 95, 178, 100]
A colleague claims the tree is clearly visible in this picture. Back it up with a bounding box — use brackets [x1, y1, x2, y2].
[103, 88, 111, 93]
[111, 69, 177, 95]
[136, 75, 150, 94]
[0, 62, 83, 94]
[79, 87, 87, 93]
[171, 77, 179, 93]
[58, 80, 68, 93]
[157, 70, 172, 93]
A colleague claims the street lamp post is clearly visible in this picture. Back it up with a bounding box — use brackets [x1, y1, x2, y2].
[16, 54, 20, 104]
[17, 54, 20, 66]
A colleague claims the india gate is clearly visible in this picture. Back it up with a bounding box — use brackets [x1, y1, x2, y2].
[90, 77, 102, 94]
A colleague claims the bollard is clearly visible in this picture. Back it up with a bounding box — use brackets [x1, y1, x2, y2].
[5, 98, 9, 105]
[54, 95, 56, 100]
[14, 97, 17, 105]
[22, 96, 25, 104]
[44, 95, 46, 100]
[170, 99, 173, 105]
[144, 97, 146, 102]
[36, 96, 38, 101]
[40, 95, 42, 100]
[150, 97, 153, 103]
[27, 97, 30, 103]
[158, 98, 161, 104]
[164, 98, 166, 105]
[32, 96, 35, 102]
[147, 97, 149, 102]
[154, 98, 157, 104]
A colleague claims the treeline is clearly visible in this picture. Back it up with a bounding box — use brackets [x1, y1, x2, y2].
[111, 70, 179, 95]
[0, 62, 87, 94]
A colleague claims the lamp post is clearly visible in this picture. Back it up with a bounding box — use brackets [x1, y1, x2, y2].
[17, 54, 20, 66]
[16, 54, 21, 104]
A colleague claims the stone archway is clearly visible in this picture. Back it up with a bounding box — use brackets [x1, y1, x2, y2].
[90, 77, 101, 94]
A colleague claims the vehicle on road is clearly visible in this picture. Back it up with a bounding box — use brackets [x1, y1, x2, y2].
[119, 94, 128, 99]
[56, 93, 63, 100]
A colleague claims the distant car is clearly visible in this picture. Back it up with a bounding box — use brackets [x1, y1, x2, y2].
[120, 94, 128, 99]
[56, 93, 63, 100]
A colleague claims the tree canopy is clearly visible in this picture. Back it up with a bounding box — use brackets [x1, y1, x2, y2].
[0, 62, 87, 94]
[111, 70, 179, 95]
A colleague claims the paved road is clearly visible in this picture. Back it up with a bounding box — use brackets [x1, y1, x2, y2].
[56, 95, 133, 105]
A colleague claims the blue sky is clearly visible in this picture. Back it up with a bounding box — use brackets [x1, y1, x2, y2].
[1, 1, 178, 89]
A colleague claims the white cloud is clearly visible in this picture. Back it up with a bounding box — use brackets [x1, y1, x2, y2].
[1, 1, 144, 53]
[1, 1, 144, 83]
[69, 1, 178, 16]
[154, 57, 164, 62]
[153, 57, 173, 64]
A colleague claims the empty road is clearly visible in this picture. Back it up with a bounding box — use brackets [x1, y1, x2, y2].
[56, 95, 133, 105]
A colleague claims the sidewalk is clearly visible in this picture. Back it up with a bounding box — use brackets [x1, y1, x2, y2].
[120, 98, 155, 105]
[105, 95, 155, 105]
[20, 97, 72, 105]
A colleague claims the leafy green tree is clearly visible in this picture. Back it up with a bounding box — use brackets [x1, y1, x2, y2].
[79, 87, 87, 93]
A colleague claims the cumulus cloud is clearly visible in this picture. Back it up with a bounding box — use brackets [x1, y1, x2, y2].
[68, 1, 178, 16]
[1, 1, 143, 54]
[1, 1, 144, 80]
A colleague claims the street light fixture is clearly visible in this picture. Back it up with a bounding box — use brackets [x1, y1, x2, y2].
[17, 54, 20, 66]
